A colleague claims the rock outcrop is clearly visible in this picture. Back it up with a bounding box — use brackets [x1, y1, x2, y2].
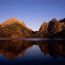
[39, 18, 65, 38]
[48, 18, 65, 35]
[34, 22, 48, 38]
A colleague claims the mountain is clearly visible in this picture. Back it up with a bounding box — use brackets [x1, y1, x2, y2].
[0, 18, 33, 38]
[35, 22, 48, 38]
[0, 18, 34, 59]
[38, 18, 65, 38]
[48, 18, 65, 36]
[0, 18, 65, 38]
[1, 18, 25, 27]
[39, 22, 48, 32]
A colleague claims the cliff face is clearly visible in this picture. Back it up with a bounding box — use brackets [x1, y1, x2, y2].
[48, 18, 65, 36]
[36, 22, 48, 38]
[39, 22, 48, 32]
[0, 18, 33, 38]
[48, 19, 65, 33]
[39, 18, 65, 38]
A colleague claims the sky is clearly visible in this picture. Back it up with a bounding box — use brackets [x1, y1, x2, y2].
[0, 0, 65, 31]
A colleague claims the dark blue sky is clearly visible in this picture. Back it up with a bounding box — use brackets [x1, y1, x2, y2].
[0, 0, 65, 31]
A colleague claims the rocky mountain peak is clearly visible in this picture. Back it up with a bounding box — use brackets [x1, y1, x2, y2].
[1, 17, 25, 27]
[39, 22, 48, 32]
[51, 18, 57, 22]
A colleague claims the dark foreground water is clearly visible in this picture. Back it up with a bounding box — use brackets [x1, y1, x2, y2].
[0, 38, 65, 65]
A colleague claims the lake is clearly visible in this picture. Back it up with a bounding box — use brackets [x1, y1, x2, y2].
[0, 38, 65, 65]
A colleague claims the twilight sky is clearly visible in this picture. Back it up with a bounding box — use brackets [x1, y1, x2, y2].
[0, 0, 65, 31]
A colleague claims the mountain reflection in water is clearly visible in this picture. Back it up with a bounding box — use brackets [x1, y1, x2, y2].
[0, 38, 65, 65]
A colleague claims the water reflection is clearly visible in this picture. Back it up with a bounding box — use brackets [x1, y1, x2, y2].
[0, 40, 33, 59]
[38, 40, 65, 58]
[0, 39, 65, 60]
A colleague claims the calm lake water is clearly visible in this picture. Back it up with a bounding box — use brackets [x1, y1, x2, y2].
[0, 38, 65, 65]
